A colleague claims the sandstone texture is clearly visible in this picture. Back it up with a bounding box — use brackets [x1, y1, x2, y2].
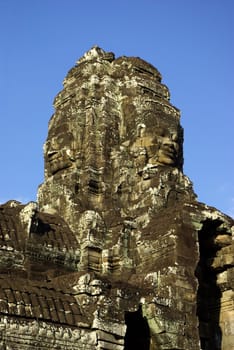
[0, 47, 233, 350]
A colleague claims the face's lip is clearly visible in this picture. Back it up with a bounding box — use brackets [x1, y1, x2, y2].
[161, 145, 176, 158]
[47, 151, 59, 161]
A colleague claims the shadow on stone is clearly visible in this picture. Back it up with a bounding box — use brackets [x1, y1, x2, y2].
[196, 219, 223, 350]
[124, 306, 150, 350]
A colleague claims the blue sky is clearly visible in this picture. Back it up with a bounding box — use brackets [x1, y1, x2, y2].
[0, 0, 233, 217]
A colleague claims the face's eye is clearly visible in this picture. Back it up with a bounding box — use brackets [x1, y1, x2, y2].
[157, 128, 167, 138]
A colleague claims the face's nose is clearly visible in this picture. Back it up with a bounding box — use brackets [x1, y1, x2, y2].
[159, 137, 179, 164]
[162, 138, 176, 150]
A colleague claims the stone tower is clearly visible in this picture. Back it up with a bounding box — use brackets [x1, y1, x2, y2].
[38, 46, 186, 233]
[0, 47, 233, 350]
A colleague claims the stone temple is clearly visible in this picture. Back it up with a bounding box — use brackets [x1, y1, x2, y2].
[0, 46, 233, 350]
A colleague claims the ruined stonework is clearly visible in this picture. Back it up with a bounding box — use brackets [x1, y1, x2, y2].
[0, 47, 233, 350]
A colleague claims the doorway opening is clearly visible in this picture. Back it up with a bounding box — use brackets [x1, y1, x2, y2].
[124, 306, 150, 350]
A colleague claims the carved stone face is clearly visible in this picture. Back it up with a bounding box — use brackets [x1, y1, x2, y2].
[148, 127, 179, 166]
[44, 131, 75, 176]
[130, 125, 179, 169]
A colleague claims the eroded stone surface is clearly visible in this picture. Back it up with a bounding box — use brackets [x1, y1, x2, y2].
[0, 47, 233, 349]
